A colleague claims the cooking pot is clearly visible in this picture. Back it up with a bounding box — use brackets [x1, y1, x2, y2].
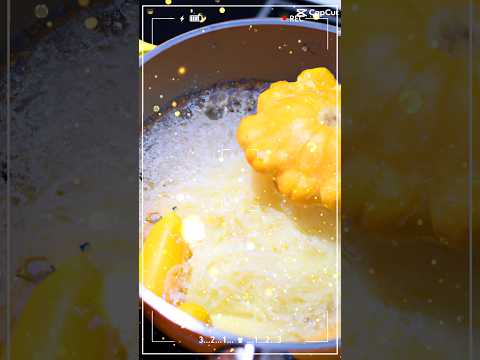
[140, 18, 339, 357]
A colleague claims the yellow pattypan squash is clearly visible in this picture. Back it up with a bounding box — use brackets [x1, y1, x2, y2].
[237, 67, 340, 208]
[139, 212, 191, 299]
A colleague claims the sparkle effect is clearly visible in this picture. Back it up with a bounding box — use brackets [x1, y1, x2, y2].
[178, 66, 187, 75]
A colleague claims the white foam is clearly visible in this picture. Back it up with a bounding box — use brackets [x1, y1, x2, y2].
[142, 83, 263, 216]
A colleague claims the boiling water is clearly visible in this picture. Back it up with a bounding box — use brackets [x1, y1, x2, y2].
[141, 81, 338, 342]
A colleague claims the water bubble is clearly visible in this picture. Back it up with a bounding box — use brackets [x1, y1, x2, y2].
[182, 108, 193, 119]
[84, 17, 98, 30]
[204, 104, 224, 120]
[34, 4, 49, 19]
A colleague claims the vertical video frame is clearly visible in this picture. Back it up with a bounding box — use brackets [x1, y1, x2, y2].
[140, 2, 341, 356]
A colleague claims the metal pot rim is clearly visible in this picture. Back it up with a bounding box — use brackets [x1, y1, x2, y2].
[140, 18, 337, 66]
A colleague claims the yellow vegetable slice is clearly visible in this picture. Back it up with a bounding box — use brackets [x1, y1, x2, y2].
[11, 255, 124, 359]
[237, 67, 340, 208]
[139, 212, 191, 298]
[139, 39, 156, 56]
[178, 302, 211, 324]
